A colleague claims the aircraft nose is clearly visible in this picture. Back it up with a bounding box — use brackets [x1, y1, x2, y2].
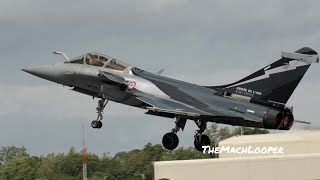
[22, 65, 57, 82]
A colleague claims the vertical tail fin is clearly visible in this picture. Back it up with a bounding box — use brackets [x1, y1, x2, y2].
[208, 47, 319, 104]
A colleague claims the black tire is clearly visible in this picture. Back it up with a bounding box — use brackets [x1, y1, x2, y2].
[91, 120, 99, 128]
[97, 121, 103, 129]
[194, 134, 211, 152]
[162, 133, 179, 150]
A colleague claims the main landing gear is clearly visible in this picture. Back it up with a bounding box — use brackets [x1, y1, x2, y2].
[193, 120, 211, 152]
[91, 98, 108, 129]
[162, 116, 186, 150]
[161, 118, 211, 152]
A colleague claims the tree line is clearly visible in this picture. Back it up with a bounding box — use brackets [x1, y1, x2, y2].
[0, 124, 268, 180]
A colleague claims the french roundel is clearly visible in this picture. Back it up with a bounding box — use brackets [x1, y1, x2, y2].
[127, 81, 136, 90]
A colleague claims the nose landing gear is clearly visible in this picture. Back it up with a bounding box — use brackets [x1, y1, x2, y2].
[91, 98, 108, 129]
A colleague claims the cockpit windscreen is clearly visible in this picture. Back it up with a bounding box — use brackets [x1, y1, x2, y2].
[65, 53, 131, 71]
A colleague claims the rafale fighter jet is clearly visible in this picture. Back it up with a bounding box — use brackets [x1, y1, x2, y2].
[22, 47, 318, 151]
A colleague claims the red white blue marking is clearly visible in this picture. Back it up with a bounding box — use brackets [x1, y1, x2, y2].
[127, 81, 136, 90]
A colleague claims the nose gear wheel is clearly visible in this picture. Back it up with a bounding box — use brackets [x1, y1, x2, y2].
[91, 98, 108, 129]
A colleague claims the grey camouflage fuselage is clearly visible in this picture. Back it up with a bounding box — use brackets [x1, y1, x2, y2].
[23, 47, 318, 150]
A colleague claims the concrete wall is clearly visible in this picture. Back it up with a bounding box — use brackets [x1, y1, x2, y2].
[153, 131, 320, 180]
[153, 153, 320, 180]
[218, 130, 320, 158]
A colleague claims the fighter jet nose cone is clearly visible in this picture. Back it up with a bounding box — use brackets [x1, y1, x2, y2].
[22, 66, 45, 76]
[21, 68, 35, 75]
[21, 65, 55, 81]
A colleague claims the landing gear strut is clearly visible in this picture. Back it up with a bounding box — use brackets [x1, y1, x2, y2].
[193, 120, 211, 152]
[162, 116, 186, 150]
[91, 98, 108, 129]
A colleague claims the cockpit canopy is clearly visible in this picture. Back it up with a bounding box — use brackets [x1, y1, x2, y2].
[65, 52, 131, 71]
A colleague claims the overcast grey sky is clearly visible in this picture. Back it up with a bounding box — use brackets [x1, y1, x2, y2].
[1, 0, 320, 156]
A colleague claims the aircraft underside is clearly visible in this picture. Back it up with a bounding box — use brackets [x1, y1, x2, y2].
[89, 97, 214, 151]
